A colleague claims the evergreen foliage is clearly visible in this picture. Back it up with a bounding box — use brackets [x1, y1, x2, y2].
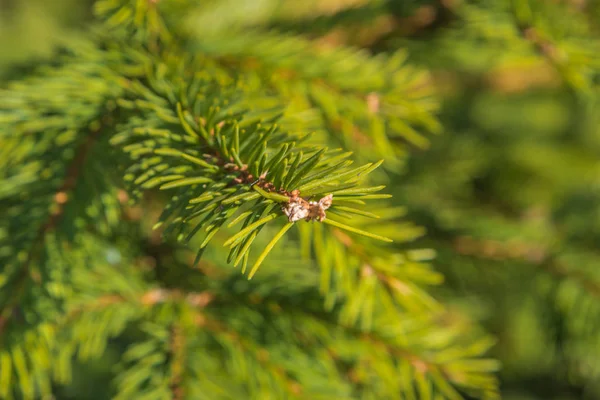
[392, 1, 600, 398]
[0, 0, 598, 399]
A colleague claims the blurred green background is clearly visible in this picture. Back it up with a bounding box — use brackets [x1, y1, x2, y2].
[2, 1, 599, 399]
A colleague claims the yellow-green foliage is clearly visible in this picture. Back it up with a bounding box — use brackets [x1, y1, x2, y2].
[2, 1, 599, 399]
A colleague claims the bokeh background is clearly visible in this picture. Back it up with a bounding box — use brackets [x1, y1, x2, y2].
[2, 1, 599, 399]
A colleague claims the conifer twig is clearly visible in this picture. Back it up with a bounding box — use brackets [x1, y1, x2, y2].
[0, 119, 107, 333]
[453, 236, 600, 299]
[169, 324, 186, 400]
[194, 315, 303, 397]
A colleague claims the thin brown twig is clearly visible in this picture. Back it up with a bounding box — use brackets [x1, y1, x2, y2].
[331, 228, 438, 308]
[194, 314, 303, 397]
[453, 235, 600, 299]
[169, 323, 186, 400]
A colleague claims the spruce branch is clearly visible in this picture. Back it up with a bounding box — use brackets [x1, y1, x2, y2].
[417, 1, 600, 97]
[0, 1, 507, 398]
[94, 0, 174, 49]
[183, 292, 499, 400]
[4, 116, 104, 300]
[0, 126, 105, 342]
[189, 30, 440, 164]
[0, 234, 149, 399]
[193, 315, 305, 398]
[0, 48, 125, 328]
[267, 0, 457, 49]
[98, 0, 441, 165]
[112, 57, 393, 277]
[168, 323, 186, 400]
[293, 207, 441, 333]
[102, 225, 497, 398]
[454, 235, 600, 299]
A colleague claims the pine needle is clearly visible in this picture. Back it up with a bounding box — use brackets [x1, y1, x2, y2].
[323, 218, 392, 242]
[223, 213, 280, 247]
[252, 186, 290, 202]
[248, 222, 294, 279]
[159, 176, 213, 189]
